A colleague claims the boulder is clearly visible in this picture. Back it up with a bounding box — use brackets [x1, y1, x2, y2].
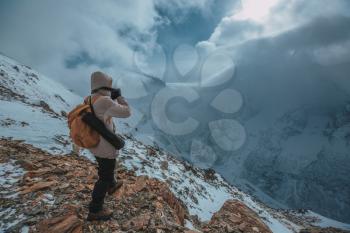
[115, 175, 188, 226]
[36, 214, 82, 233]
[203, 200, 272, 233]
[20, 180, 58, 195]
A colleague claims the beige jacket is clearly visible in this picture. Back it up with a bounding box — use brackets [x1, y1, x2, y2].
[89, 90, 131, 159]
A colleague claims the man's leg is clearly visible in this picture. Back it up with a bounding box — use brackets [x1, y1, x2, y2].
[107, 159, 125, 195]
[88, 157, 116, 214]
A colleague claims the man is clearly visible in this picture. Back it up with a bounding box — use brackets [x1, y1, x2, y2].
[87, 71, 131, 221]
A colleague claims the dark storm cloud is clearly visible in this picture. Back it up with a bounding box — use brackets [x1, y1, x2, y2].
[227, 15, 350, 119]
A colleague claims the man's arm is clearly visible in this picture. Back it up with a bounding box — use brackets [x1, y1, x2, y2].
[105, 96, 131, 118]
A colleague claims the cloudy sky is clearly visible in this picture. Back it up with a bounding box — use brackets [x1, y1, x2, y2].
[0, 0, 349, 97]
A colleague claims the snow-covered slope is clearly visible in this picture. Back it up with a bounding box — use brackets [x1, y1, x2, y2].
[1, 53, 349, 233]
[0, 54, 81, 153]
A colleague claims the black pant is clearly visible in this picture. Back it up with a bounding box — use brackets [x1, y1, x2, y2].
[89, 156, 116, 213]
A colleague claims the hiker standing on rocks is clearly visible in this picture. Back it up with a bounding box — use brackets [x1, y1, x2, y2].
[87, 71, 131, 221]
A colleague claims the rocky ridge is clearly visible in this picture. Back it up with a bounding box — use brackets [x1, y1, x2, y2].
[1, 138, 349, 233]
[0, 138, 274, 233]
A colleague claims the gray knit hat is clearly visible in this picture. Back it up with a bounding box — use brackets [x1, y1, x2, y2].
[91, 71, 112, 92]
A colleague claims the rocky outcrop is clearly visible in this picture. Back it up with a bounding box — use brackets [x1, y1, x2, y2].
[1, 138, 349, 233]
[0, 139, 191, 233]
[114, 175, 188, 226]
[202, 200, 272, 233]
[36, 213, 83, 233]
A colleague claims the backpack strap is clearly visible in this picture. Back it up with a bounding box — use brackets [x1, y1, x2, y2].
[89, 96, 96, 116]
[84, 95, 101, 116]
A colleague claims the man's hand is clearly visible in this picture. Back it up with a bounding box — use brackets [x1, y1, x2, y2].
[116, 96, 129, 106]
[111, 88, 121, 100]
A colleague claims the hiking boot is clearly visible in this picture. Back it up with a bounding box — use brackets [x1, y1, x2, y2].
[107, 180, 123, 195]
[87, 208, 113, 221]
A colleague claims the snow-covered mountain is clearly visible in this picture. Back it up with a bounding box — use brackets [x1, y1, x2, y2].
[129, 35, 350, 223]
[220, 37, 350, 223]
[0, 53, 81, 154]
[0, 53, 349, 233]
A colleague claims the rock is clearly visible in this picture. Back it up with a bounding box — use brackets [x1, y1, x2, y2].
[39, 100, 54, 113]
[202, 200, 272, 233]
[15, 159, 36, 170]
[36, 214, 83, 233]
[25, 167, 52, 178]
[51, 167, 68, 175]
[20, 121, 29, 127]
[20, 180, 58, 194]
[59, 183, 70, 189]
[61, 110, 67, 117]
[147, 148, 157, 156]
[115, 175, 188, 226]
[203, 168, 216, 181]
[13, 65, 20, 72]
[122, 213, 151, 231]
[160, 160, 168, 170]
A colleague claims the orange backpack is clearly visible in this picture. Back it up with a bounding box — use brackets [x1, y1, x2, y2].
[67, 96, 101, 148]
